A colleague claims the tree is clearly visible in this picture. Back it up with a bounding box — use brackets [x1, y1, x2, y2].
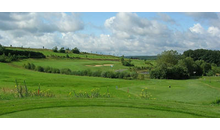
[120, 55, 125, 63]
[120, 55, 134, 66]
[72, 47, 80, 54]
[52, 46, 58, 52]
[157, 50, 181, 67]
[183, 49, 220, 66]
[201, 62, 211, 75]
[0, 44, 5, 54]
[59, 47, 65, 53]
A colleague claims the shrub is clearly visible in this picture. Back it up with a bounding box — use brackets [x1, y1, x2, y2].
[101, 71, 108, 78]
[30, 63, 35, 70]
[51, 68, 60, 73]
[139, 74, 145, 80]
[60, 68, 71, 75]
[212, 99, 220, 104]
[122, 61, 134, 66]
[130, 72, 138, 79]
[106, 71, 115, 78]
[23, 63, 35, 70]
[92, 70, 102, 77]
[0, 56, 5, 62]
[206, 70, 214, 76]
[36, 66, 44, 72]
[150, 65, 189, 79]
[44, 66, 52, 73]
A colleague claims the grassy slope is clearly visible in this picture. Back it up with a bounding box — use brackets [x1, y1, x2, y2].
[1, 48, 220, 117]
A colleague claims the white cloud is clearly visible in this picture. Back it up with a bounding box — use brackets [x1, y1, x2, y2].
[0, 12, 84, 34]
[105, 12, 170, 39]
[0, 12, 220, 56]
[208, 26, 220, 36]
[189, 23, 204, 34]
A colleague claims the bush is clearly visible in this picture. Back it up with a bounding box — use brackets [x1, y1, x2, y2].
[0, 54, 6, 62]
[0, 44, 5, 54]
[206, 70, 214, 76]
[101, 71, 108, 78]
[122, 61, 134, 66]
[44, 66, 52, 73]
[51, 68, 60, 73]
[30, 63, 35, 70]
[92, 70, 102, 77]
[23, 63, 35, 70]
[60, 68, 71, 75]
[212, 99, 220, 104]
[36, 66, 44, 72]
[106, 71, 115, 78]
[130, 72, 138, 79]
[150, 65, 189, 79]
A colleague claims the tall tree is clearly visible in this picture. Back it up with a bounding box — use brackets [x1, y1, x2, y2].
[157, 50, 181, 67]
[72, 47, 80, 54]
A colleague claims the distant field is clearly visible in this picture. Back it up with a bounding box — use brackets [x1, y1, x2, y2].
[5, 47, 119, 60]
[125, 56, 157, 60]
[1, 47, 220, 118]
[12, 58, 129, 72]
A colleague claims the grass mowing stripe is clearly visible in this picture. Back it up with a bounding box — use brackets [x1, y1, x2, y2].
[0, 98, 217, 118]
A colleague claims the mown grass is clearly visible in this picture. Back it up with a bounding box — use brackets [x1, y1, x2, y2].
[1, 47, 220, 117]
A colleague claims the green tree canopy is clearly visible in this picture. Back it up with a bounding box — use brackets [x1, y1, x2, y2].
[52, 46, 58, 52]
[72, 47, 80, 54]
[157, 50, 181, 67]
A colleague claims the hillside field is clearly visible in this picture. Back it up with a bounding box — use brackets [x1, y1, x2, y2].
[0, 47, 220, 118]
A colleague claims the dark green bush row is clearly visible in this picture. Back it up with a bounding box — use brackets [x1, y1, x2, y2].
[23, 63, 139, 80]
[0, 53, 18, 62]
[0, 45, 45, 62]
[1, 50, 45, 59]
[150, 65, 189, 79]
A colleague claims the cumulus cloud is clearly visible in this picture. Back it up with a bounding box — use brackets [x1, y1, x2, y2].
[208, 26, 220, 37]
[105, 12, 170, 39]
[0, 12, 84, 35]
[0, 12, 220, 56]
[189, 23, 205, 34]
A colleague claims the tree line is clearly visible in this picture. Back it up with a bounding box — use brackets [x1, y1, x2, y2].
[183, 49, 220, 66]
[150, 50, 220, 79]
[0, 44, 45, 62]
[52, 46, 80, 54]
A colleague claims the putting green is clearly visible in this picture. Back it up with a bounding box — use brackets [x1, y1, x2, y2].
[0, 106, 200, 118]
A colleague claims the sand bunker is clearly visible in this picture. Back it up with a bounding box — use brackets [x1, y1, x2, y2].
[94, 65, 103, 67]
[85, 64, 114, 67]
[103, 64, 113, 66]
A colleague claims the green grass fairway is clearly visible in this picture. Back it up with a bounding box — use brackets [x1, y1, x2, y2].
[12, 58, 129, 72]
[1, 48, 220, 118]
[0, 106, 200, 118]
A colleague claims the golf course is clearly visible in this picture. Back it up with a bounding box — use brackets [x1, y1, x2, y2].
[0, 46, 220, 118]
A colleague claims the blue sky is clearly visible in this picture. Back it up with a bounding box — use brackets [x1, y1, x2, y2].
[0, 12, 220, 56]
[79, 12, 201, 35]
